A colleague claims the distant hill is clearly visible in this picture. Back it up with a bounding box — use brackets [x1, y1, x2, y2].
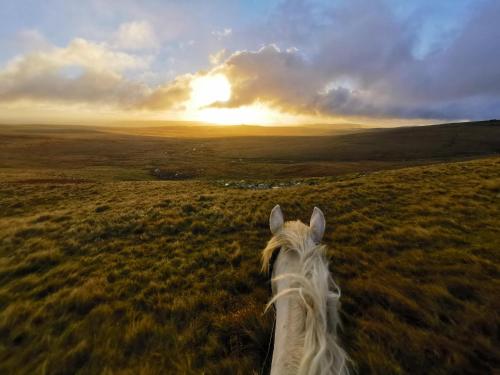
[209, 120, 500, 161]
[0, 120, 499, 180]
[0, 121, 365, 138]
[99, 121, 368, 138]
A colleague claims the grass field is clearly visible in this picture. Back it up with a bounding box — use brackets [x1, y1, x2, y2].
[0, 122, 499, 374]
[1, 121, 499, 181]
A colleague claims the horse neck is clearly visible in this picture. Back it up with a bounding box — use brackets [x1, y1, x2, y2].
[271, 251, 305, 375]
[268, 244, 349, 375]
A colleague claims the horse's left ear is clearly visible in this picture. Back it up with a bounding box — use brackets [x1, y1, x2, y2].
[310, 207, 325, 243]
[270, 205, 284, 234]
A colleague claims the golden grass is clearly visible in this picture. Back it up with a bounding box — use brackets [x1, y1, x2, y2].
[0, 157, 499, 374]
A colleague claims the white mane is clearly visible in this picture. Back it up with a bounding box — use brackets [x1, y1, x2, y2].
[262, 219, 350, 375]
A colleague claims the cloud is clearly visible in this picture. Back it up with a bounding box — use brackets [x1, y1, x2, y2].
[425, 1, 500, 100]
[212, 45, 320, 112]
[203, 0, 419, 117]
[209, 49, 227, 65]
[138, 74, 193, 110]
[211, 28, 232, 40]
[205, 0, 500, 120]
[0, 36, 167, 108]
[113, 21, 159, 50]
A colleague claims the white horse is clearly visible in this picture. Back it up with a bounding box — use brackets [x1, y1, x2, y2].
[262, 205, 350, 375]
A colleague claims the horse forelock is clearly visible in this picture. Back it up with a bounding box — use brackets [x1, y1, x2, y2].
[262, 221, 313, 274]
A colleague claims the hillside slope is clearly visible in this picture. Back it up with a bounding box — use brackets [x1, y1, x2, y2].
[1, 121, 499, 181]
[1, 157, 499, 374]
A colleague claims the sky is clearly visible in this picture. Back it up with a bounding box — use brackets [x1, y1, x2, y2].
[0, 0, 498, 126]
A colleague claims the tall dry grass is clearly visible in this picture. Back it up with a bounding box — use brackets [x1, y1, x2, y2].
[0, 157, 499, 374]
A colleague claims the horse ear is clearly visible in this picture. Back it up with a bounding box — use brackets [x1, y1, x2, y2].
[310, 207, 325, 243]
[270, 205, 284, 234]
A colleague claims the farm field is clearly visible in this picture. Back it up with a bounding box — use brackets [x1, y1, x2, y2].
[0, 122, 499, 374]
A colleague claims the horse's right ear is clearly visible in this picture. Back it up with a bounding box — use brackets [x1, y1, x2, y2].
[310, 206, 326, 243]
[269, 205, 284, 234]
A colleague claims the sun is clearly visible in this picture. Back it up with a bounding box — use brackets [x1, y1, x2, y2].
[189, 74, 231, 109]
[186, 73, 278, 125]
[186, 73, 300, 125]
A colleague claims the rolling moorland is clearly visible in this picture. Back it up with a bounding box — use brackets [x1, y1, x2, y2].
[0, 121, 499, 374]
[1, 120, 499, 181]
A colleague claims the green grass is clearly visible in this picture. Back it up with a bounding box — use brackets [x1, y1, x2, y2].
[1, 157, 499, 374]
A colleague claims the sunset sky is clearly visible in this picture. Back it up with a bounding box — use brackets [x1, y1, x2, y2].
[0, 0, 499, 126]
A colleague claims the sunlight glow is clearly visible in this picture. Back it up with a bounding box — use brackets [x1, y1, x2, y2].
[183, 73, 339, 126]
[187, 103, 305, 125]
[189, 74, 231, 108]
[186, 74, 282, 125]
